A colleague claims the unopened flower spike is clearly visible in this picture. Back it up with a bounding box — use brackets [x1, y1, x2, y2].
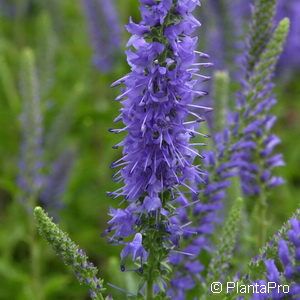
[244, 0, 278, 77]
[34, 207, 107, 300]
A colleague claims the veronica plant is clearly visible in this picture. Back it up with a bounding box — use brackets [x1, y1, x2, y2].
[33, 0, 299, 300]
[234, 16, 289, 246]
[167, 1, 289, 298]
[106, 0, 211, 297]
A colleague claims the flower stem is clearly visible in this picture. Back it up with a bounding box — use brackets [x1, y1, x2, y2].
[28, 197, 43, 300]
[146, 278, 154, 300]
[145, 231, 157, 300]
[258, 193, 268, 248]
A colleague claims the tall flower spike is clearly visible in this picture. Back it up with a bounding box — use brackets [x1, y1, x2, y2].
[108, 0, 208, 297]
[34, 207, 107, 300]
[236, 17, 289, 199]
[82, 0, 121, 72]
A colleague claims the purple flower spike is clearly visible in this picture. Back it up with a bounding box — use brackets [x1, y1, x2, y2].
[106, 0, 208, 295]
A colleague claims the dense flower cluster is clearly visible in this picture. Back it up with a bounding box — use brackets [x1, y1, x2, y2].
[83, 0, 121, 71]
[108, 0, 209, 279]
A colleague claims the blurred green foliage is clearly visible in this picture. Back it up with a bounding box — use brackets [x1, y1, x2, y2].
[0, 0, 299, 299]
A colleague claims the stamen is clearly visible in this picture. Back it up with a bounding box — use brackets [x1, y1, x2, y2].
[188, 104, 213, 111]
[107, 283, 136, 296]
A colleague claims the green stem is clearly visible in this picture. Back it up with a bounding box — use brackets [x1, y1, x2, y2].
[28, 197, 43, 300]
[258, 193, 268, 248]
[145, 229, 157, 300]
[146, 278, 154, 300]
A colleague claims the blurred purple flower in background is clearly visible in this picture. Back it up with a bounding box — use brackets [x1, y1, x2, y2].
[39, 149, 76, 215]
[0, 0, 16, 17]
[202, 0, 246, 70]
[0, 0, 37, 18]
[18, 50, 44, 206]
[17, 50, 75, 216]
[82, 0, 121, 72]
[200, 0, 300, 76]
